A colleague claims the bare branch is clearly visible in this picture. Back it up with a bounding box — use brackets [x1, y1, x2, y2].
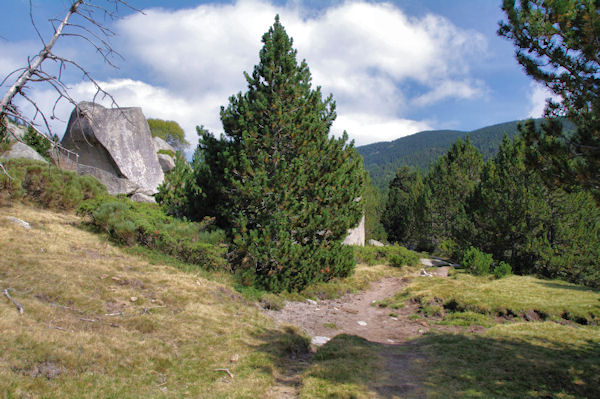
[3, 288, 24, 315]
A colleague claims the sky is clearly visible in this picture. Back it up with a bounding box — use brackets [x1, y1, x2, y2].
[0, 0, 554, 149]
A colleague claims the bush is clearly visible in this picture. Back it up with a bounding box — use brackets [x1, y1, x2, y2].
[353, 244, 420, 267]
[0, 158, 106, 209]
[462, 246, 493, 276]
[22, 126, 53, 161]
[78, 196, 226, 270]
[493, 261, 512, 279]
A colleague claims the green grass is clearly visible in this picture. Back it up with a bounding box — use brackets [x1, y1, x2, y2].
[415, 323, 600, 398]
[385, 270, 600, 324]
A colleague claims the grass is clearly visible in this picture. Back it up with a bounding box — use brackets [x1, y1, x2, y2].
[415, 323, 600, 398]
[0, 204, 298, 397]
[383, 269, 600, 324]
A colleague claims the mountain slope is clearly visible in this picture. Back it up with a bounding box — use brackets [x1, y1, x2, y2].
[358, 118, 570, 190]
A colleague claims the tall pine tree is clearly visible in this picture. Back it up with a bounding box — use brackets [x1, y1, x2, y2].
[196, 17, 365, 292]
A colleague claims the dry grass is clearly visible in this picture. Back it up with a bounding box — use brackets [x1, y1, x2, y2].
[0, 204, 296, 398]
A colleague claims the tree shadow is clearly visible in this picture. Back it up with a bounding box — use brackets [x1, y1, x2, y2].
[252, 326, 600, 398]
[409, 329, 600, 398]
[537, 281, 600, 293]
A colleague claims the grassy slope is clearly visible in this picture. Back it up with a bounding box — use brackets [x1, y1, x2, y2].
[2, 204, 599, 398]
[0, 205, 293, 398]
[391, 270, 600, 399]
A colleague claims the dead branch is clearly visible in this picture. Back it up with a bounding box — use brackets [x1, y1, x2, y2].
[3, 288, 24, 315]
[214, 368, 234, 379]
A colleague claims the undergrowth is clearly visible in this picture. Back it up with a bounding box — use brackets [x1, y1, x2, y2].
[78, 196, 226, 271]
[353, 244, 420, 267]
[0, 158, 106, 209]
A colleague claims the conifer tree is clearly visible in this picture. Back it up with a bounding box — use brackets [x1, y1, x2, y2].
[382, 166, 424, 247]
[422, 137, 483, 251]
[196, 17, 365, 292]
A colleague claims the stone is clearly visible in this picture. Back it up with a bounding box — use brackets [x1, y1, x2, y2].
[311, 336, 330, 345]
[157, 153, 175, 173]
[129, 192, 156, 203]
[61, 102, 164, 194]
[0, 141, 48, 163]
[153, 136, 176, 153]
[5, 216, 31, 229]
[343, 214, 365, 246]
[357, 320, 367, 326]
[306, 299, 318, 306]
[368, 239, 385, 247]
[76, 164, 140, 196]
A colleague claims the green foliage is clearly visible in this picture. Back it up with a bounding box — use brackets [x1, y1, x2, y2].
[499, 0, 600, 201]
[353, 244, 419, 267]
[22, 126, 52, 161]
[157, 149, 175, 158]
[193, 17, 366, 292]
[358, 119, 560, 191]
[462, 246, 493, 276]
[0, 158, 106, 209]
[467, 135, 600, 287]
[493, 261, 512, 279]
[147, 118, 189, 151]
[382, 166, 425, 247]
[362, 176, 387, 242]
[78, 196, 226, 270]
[155, 152, 199, 219]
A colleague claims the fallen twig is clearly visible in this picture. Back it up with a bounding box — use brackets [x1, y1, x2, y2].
[3, 288, 24, 314]
[214, 368, 234, 378]
[104, 312, 123, 316]
[79, 318, 97, 322]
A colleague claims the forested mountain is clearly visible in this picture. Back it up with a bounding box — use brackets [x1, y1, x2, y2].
[358, 118, 572, 190]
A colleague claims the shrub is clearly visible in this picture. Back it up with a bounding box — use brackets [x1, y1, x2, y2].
[78, 196, 226, 270]
[353, 244, 420, 267]
[462, 246, 493, 276]
[493, 261, 512, 279]
[22, 126, 52, 161]
[0, 158, 106, 209]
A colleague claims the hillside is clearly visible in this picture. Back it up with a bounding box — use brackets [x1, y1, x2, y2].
[358, 118, 573, 191]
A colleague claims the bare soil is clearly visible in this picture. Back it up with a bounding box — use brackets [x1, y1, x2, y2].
[266, 277, 429, 344]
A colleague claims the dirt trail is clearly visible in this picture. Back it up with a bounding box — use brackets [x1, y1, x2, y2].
[266, 277, 429, 344]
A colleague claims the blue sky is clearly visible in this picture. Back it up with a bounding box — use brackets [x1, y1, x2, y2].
[1, 0, 552, 148]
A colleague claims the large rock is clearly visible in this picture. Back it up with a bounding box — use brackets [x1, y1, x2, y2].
[76, 164, 141, 196]
[153, 136, 176, 173]
[61, 102, 164, 194]
[0, 141, 48, 163]
[343, 215, 365, 246]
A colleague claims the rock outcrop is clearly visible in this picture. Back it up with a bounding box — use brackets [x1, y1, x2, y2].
[343, 215, 365, 246]
[61, 102, 164, 195]
[152, 136, 176, 173]
[0, 141, 48, 164]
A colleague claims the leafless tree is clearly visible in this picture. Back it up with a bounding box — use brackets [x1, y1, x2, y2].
[0, 0, 140, 174]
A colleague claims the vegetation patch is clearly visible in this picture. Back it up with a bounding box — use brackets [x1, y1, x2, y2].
[386, 270, 599, 325]
[353, 244, 420, 267]
[78, 196, 226, 271]
[0, 158, 106, 209]
[415, 323, 600, 398]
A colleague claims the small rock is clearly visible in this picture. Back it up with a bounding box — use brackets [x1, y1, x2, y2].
[311, 336, 330, 345]
[391, 317, 398, 321]
[418, 329, 424, 333]
[387, 339, 395, 343]
[357, 321, 367, 326]
[368, 239, 385, 247]
[130, 297, 138, 302]
[230, 354, 240, 363]
[306, 299, 318, 306]
[6, 216, 31, 229]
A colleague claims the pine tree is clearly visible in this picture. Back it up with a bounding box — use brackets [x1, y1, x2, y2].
[499, 0, 600, 201]
[422, 137, 483, 251]
[196, 17, 366, 292]
[382, 166, 424, 247]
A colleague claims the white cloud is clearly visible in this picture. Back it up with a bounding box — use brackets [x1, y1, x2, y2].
[5, 1, 488, 146]
[114, 0, 487, 145]
[527, 82, 561, 118]
[333, 113, 432, 146]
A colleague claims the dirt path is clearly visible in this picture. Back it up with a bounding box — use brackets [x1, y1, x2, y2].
[266, 277, 429, 345]
[265, 274, 440, 398]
